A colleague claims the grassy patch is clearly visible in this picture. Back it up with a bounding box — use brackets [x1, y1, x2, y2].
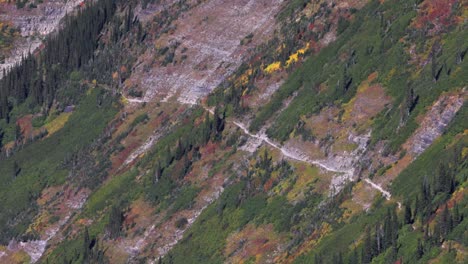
[0, 88, 119, 243]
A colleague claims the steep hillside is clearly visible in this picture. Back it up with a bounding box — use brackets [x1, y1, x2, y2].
[0, 0, 466, 263]
[0, 0, 84, 77]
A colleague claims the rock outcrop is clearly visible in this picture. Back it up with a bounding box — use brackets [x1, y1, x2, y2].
[406, 91, 465, 155]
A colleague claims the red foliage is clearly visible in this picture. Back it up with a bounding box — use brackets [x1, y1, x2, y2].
[113, 141, 139, 169]
[150, 112, 168, 127]
[202, 141, 218, 156]
[263, 178, 275, 192]
[413, 0, 458, 34]
[309, 39, 320, 53]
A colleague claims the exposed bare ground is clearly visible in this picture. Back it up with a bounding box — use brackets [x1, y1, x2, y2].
[353, 90, 466, 208]
[0, 186, 90, 263]
[225, 224, 285, 263]
[128, 0, 284, 104]
[379, 90, 466, 188]
[111, 146, 229, 262]
[404, 91, 465, 155]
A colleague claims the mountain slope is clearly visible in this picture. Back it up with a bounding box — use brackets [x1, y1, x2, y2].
[0, 0, 466, 263]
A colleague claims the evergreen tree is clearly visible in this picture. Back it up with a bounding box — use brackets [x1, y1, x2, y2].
[175, 138, 184, 160]
[107, 205, 123, 239]
[416, 238, 424, 259]
[362, 228, 373, 263]
[404, 200, 412, 224]
[164, 145, 173, 166]
[12, 161, 21, 178]
[201, 112, 211, 145]
[453, 203, 461, 226]
[314, 252, 323, 264]
[431, 41, 442, 82]
[333, 252, 343, 264]
[413, 196, 420, 221]
[439, 205, 452, 239]
[182, 153, 191, 175]
[390, 207, 399, 246]
[213, 106, 225, 140]
[348, 249, 359, 264]
[15, 123, 22, 142]
[83, 227, 90, 261]
[0, 128, 3, 149]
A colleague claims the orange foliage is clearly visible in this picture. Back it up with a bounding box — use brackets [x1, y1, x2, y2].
[413, 0, 459, 34]
[112, 71, 119, 80]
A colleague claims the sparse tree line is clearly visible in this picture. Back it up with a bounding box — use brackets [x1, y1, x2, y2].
[0, 0, 147, 154]
[0, 0, 119, 122]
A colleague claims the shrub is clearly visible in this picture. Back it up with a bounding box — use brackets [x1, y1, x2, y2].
[175, 217, 188, 229]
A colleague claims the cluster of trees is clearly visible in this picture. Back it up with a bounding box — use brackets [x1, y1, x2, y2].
[145, 107, 225, 203]
[317, 199, 464, 264]
[429, 204, 463, 245]
[405, 203, 463, 262]
[363, 208, 399, 263]
[408, 159, 459, 224]
[107, 205, 124, 239]
[49, 227, 108, 264]
[311, 142, 465, 264]
[0, 0, 119, 121]
[313, 207, 399, 264]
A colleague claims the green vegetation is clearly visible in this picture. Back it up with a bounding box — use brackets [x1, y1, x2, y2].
[0, 0, 119, 121]
[170, 186, 200, 214]
[0, 0, 466, 263]
[166, 0, 467, 263]
[0, 88, 118, 243]
[292, 105, 467, 264]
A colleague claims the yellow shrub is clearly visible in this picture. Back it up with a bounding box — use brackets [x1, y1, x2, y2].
[44, 113, 72, 137]
[286, 44, 309, 66]
[264, 61, 281, 74]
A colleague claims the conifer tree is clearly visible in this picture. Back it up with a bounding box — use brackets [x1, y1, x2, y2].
[83, 227, 90, 261]
[404, 200, 412, 224]
[362, 227, 373, 263]
[348, 249, 359, 264]
[416, 238, 424, 259]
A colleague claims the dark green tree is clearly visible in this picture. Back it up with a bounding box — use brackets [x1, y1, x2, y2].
[362, 227, 373, 264]
[12, 161, 21, 178]
[348, 249, 359, 264]
[416, 238, 424, 259]
[404, 200, 413, 224]
[83, 227, 90, 261]
[107, 206, 124, 239]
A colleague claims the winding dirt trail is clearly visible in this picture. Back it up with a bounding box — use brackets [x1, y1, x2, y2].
[364, 179, 391, 200]
[124, 100, 393, 199]
[233, 121, 352, 174]
[232, 119, 392, 199]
